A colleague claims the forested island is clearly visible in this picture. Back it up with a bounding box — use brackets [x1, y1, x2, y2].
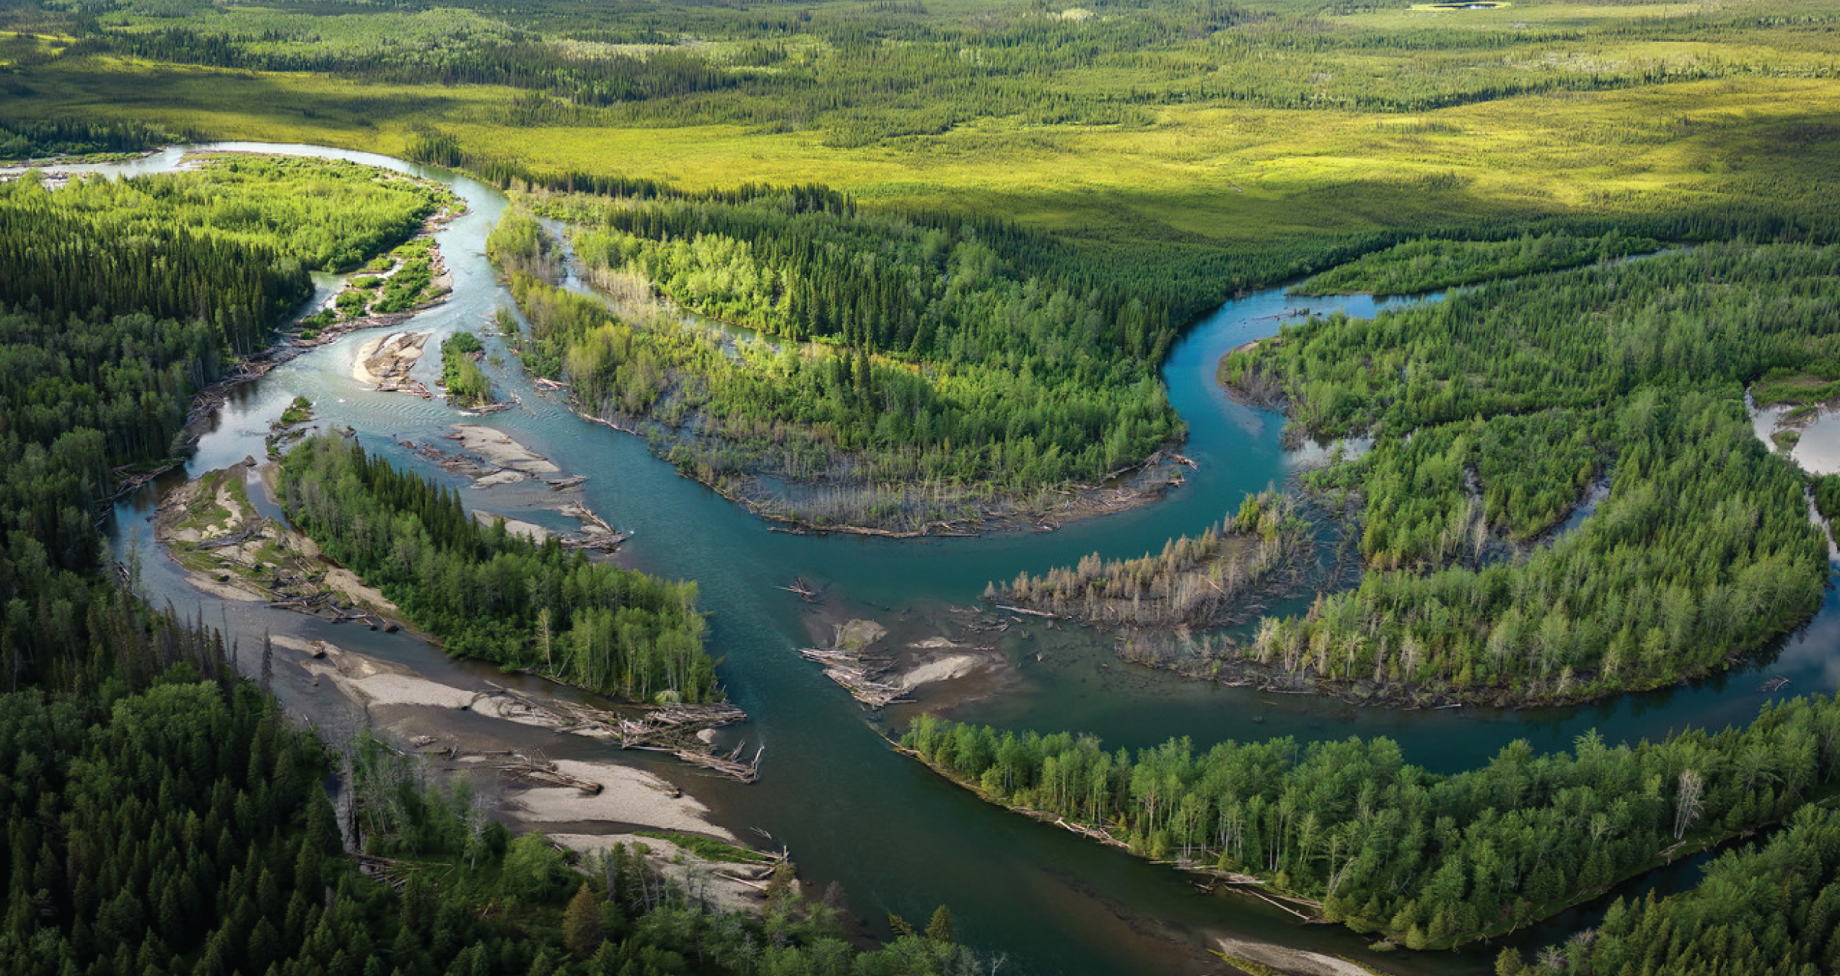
[488, 202, 1185, 534]
[279, 434, 717, 704]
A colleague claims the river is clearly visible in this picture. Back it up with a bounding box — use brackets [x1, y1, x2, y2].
[75, 143, 1840, 976]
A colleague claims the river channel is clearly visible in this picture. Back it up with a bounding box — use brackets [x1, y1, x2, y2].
[67, 143, 1840, 976]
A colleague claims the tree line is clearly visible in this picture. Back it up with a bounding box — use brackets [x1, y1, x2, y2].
[0, 597, 981, 976]
[67, 0, 1840, 148]
[278, 434, 717, 704]
[439, 332, 493, 407]
[901, 690, 1840, 951]
[1290, 231, 1660, 297]
[0, 117, 192, 160]
[993, 489, 1324, 628]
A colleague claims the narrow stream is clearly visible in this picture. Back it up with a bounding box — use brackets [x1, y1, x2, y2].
[79, 143, 1840, 976]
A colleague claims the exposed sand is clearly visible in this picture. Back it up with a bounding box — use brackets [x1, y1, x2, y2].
[283, 529, 401, 615]
[899, 653, 988, 689]
[324, 566, 399, 614]
[510, 760, 738, 840]
[187, 575, 266, 603]
[271, 637, 731, 848]
[293, 639, 609, 736]
[1214, 938, 1380, 976]
[474, 469, 527, 487]
[548, 832, 765, 914]
[155, 462, 318, 605]
[352, 336, 385, 384]
[834, 618, 887, 651]
[449, 425, 559, 474]
[475, 511, 553, 543]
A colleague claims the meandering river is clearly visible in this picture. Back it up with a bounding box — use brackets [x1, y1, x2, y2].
[82, 144, 1840, 976]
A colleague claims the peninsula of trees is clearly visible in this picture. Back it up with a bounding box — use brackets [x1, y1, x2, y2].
[902, 692, 1840, 951]
[490, 199, 1182, 532]
[279, 434, 717, 704]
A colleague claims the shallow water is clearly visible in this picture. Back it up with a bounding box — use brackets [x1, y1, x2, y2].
[78, 143, 1839, 976]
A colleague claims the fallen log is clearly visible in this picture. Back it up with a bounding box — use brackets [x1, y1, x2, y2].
[994, 604, 1059, 619]
[776, 576, 819, 602]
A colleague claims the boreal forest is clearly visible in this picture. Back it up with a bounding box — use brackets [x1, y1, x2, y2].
[5, 0, 1840, 974]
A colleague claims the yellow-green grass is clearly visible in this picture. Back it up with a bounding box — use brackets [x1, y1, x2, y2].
[8, 54, 1839, 254]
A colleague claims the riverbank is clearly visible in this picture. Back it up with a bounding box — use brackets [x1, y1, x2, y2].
[498, 210, 1197, 539]
[154, 458, 401, 623]
[568, 402, 1196, 539]
[271, 633, 780, 913]
[891, 720, 1840, 956]
[88, 142, 1840, 976]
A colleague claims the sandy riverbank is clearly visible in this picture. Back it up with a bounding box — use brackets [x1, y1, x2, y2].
[548, 832, 767, 915]
[1214, 937, 1384, 976]
[504, 761, 737, 840]
[474, 511, 553, 543]
[155, 460, 400, 620]
[285, 636, 610, 736]
[271, 635, 750, 865]
[449, 424, 560, 474]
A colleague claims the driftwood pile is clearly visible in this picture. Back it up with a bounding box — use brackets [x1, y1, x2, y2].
[797, 621, 912, 710]
[267, 590, 391, 629]
[500, 755, 605, 795]
[617, 703, 760, 783]
[353, 853, 410, 891]
[558, 502, 626, 552]
[797, 646, 912, 709]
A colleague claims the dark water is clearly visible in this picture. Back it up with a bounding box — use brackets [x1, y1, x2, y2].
[83, 143, 1839, 976]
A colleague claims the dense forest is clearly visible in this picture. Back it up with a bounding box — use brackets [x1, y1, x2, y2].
[0, 117, 189, 160]
[279, 434, 716, 703]
[0, 155, 443, 692]
[902, 692, 1840, 950]
[0, 610, 977, 976]
[1216, 244, 1838, 703]
[491, 190, 1181, 528]
[0, 148, 973, 976]
[1508, 805, 1840, 976]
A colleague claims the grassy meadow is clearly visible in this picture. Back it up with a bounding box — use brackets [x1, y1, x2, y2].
[3, 0, 1837, 294]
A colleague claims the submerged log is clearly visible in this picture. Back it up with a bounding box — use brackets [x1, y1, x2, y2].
[994, 603, 1059, 619]
[670, 743, 762, 783]
[776, 577, 819, 602]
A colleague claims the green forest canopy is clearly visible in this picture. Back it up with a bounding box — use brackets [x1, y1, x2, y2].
[1217, 243, 1837, 704]
[903, 690, 1840, 951]
[279, 434, 717, 703]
